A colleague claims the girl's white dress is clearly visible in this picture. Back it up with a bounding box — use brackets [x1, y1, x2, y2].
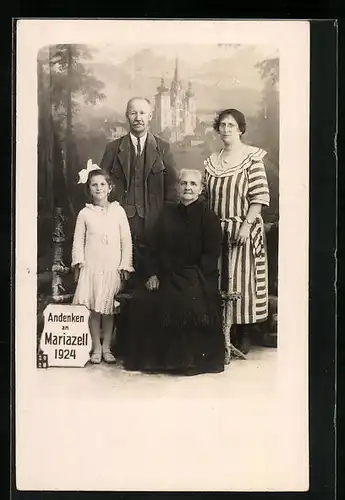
[71, 201, 134, 315]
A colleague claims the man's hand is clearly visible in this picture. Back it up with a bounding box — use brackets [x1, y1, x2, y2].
[145, 275, 160, 291]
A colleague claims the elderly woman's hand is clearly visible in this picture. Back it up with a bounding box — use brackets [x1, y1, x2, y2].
[235, 222, 251, 246]
[145, 275, 160, 291]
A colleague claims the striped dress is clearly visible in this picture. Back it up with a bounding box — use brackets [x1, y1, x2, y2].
[204, 146, 270, 324]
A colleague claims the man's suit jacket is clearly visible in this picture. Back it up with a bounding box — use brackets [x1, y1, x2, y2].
[100, 132, 178, 239]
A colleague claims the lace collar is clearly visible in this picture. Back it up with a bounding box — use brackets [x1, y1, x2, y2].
[85, 201, 119, 211]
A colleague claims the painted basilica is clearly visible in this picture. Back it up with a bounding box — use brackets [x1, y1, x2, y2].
[151, 59, 197, 143]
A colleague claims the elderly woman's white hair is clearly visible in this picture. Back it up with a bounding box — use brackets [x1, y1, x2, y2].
[177, 168, 203, 183]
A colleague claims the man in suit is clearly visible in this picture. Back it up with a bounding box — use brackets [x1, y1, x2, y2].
[100, 96, 178, 283]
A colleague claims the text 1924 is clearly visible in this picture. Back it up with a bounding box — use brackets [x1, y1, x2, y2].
[54, 348, 76, 359]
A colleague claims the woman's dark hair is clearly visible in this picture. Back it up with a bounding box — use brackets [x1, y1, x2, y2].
[213, 108, 246, 135]
[85, 168, 114, 200]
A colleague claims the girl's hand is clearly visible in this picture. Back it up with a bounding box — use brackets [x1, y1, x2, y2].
[73, 264, 81, 283]
[120, 270, 131, 282]
[145, 275, 160, 291]
[235, 222, 251, 246]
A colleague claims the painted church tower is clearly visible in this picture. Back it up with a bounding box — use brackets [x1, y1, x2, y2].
[152, 58, 197, 142]
[153, 78, 172, 132]
[170, 58, 184, 142]
[183, 81, 197, 136]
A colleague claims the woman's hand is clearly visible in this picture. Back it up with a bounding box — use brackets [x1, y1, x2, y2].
[145, 275, 160, 291]
[235, 222, 251, 246]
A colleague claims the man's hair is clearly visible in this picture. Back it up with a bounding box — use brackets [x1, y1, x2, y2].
[126, 97, 153, 114]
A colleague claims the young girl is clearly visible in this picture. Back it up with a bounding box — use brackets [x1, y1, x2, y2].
[71, 167, 133, 364]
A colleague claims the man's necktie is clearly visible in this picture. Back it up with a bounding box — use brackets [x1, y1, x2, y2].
[137, 137, 141, 156]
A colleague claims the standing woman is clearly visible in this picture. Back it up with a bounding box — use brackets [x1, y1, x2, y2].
[204, 109, 270, 353]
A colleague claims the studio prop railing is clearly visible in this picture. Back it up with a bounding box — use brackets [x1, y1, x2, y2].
[51, 207, 74, 303]
[220, 291, 246, 363]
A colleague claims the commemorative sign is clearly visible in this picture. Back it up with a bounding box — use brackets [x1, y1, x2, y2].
[39, 304, 91, 367]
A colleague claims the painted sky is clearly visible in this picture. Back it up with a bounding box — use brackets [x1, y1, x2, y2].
[90, 43, 278, 67]
[73, 43, 279, 120]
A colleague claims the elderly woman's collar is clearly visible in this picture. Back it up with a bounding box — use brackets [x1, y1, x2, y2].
[178, 198, 201, 212]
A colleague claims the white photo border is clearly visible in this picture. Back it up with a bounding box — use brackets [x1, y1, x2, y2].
[15, 19, 310, 492]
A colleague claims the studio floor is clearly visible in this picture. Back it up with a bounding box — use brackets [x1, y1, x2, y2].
[39, 344, 278, 399]
[16, 345, 308, 492]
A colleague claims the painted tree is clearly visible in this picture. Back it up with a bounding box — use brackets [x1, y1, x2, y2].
[40, 44, 106, 120]
[194, 117, 206, 137]
[160, 127, 172, 141]
[254, 57, 279, 167]
[39, 45, 106, 209]
[37, 44, 106, 302]
[254, 57, 279, 294]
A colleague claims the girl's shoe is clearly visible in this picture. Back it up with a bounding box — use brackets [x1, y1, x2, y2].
[102, 350, 116, 364]
[90, 351, 102, 364]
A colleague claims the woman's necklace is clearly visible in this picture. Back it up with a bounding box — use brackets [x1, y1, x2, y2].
[220, 143, 246, 167]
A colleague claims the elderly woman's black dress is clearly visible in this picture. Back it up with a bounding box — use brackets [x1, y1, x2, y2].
[122, 199, 225, 375]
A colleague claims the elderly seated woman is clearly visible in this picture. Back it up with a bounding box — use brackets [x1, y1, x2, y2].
[122, 169, 225, 376]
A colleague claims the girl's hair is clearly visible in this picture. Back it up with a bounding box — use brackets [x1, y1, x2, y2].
[213, 108, 246, 135]
[85, 169, 114, 201]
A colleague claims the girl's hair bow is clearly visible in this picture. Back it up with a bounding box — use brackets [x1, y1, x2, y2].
[77, 159, 101, 184]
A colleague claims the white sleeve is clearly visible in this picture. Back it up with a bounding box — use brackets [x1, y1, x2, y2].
[71, 210, 86, 267]
[118, 207, 134, 272]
